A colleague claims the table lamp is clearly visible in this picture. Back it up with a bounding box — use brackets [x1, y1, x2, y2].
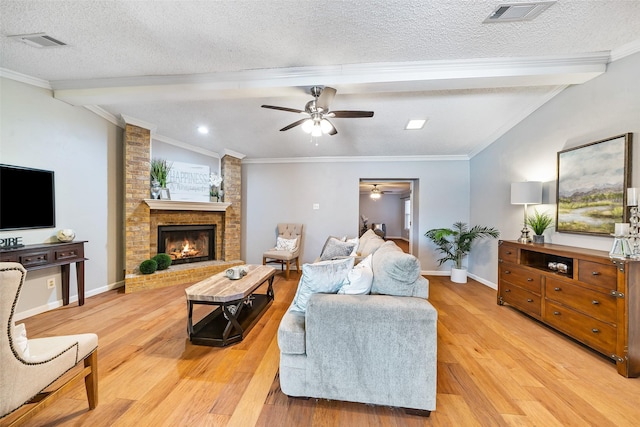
[511, 181, 542, 243]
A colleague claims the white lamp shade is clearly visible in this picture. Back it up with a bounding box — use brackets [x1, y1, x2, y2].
[511, 181, 542, 205]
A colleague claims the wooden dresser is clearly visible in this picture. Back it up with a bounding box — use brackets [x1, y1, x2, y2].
[497, 240, 639, 377]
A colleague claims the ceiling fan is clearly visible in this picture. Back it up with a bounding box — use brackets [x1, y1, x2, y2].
[261, 86, 374, 136]
[370, 184, 388, 200]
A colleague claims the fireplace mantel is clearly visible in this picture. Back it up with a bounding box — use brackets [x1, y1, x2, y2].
[144, 199, 231, 212]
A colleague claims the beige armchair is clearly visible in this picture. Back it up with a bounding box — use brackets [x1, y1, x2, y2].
[0, 262, 98, 426]
[263, 223, 304, 280]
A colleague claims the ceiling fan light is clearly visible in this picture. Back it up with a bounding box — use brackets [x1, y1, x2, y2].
[301, 119, 313, 134]
[320, 119, 333, 134]
[311, 124, 323, 137]
[370, 191, 381, 200]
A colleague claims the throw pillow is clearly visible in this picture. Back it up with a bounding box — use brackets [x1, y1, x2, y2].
[338, 254, 373, 294]
[275, 236, 298, 252]
[345, 236, 359, 256]
[319, 237, 356, 261]
[291, 257, 355, 312]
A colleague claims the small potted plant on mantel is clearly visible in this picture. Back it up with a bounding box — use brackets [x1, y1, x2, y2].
[425, 221, 500, 283]
[150, 158, 172, 199]
[526, 209, 554, 244]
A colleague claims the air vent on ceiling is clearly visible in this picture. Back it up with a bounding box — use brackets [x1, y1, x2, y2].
[484, 1, 556, 23]
[8, 33, 67, 48]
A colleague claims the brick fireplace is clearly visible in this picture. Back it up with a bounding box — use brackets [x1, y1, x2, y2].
[123, 122, 243, 293]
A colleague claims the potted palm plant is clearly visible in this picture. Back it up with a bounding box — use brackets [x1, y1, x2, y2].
[425, 221, 500, 283]
[526, 209, 554, 244]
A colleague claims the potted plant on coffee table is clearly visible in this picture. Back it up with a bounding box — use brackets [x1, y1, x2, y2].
[526, 209, 554, 244]
[425, 221, 500, 283]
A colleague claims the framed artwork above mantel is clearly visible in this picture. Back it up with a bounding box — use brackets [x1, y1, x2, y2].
[556, 133, 632, 236]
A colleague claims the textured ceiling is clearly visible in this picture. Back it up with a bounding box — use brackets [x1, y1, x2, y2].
[1, 0, 640, 160]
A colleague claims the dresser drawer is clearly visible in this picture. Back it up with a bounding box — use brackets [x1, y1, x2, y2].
[0, 252, 18, 262]
[544, 301, 616, 356]
[501, 284, 541, 317]
[19, 250, 51, 268]
[578, 260, 617, 291]
[499, 243, 518, 264]
[500, 264, 541, 294]
[55, 246, 82, 261]
[545, 277, 617, 324]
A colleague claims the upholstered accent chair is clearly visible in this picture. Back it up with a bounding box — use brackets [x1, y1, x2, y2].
[262, 223, 304, 280]
[0, 262, 98, 426]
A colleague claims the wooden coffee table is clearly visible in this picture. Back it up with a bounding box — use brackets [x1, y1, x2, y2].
[185, 264, 276, 347]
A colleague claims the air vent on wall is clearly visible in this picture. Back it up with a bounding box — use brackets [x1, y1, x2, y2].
[8, 33, 67, 48]
[484, 1, 556, 23]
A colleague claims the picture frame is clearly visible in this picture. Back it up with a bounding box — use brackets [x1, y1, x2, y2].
[556, 133, 632, 235]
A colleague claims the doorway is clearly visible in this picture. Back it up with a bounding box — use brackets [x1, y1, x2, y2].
[358, 179, 416, 254]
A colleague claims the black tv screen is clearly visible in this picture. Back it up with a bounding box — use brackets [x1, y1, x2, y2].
[0, 164, 56, 230]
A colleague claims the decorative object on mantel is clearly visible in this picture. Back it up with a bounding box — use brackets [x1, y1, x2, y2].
[425, 221, 500, 284]
[150, 180, 161, 199]
[56, 229, 76, 242]
[557, 133, 632, 235]
[611, 187, 640, 259]
[511, 181, 542, 243]
[210, 173, 224, 202]
[139, 258, 158, 274]
[150, 158, 172, 200]
[525, 209, 554, 244]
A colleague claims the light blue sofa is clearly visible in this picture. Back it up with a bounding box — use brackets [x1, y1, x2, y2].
[277, 237, 437, 415]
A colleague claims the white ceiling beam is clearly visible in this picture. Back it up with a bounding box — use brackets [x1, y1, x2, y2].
[52, 53, 609, 106]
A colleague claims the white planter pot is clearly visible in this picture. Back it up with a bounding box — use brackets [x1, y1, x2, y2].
[450, 267, 468, 284]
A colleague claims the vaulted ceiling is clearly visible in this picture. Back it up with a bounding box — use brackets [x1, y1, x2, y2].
[1, 1, 639, 160]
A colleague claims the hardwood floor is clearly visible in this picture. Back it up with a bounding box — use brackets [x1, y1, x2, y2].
[3, 273, 640, 426]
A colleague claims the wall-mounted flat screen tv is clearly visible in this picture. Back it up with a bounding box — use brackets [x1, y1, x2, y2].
[0, 164, 56, 230]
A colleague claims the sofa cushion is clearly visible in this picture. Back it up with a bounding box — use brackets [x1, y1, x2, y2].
[358, 229, 385, 257]
[320, 237, 356, 261]
[338, 254, 373, 295]
[371, 241, 426, 297]
[291, 257, 355, 312]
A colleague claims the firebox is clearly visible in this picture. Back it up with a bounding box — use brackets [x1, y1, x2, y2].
[158, 225, 216, 265]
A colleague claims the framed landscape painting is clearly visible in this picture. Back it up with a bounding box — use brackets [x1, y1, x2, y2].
[556, 133, 632, 235]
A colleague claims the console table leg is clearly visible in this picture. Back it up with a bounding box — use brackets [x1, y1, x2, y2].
[76, 261, 85, 306]
[61, 265, 70, 306]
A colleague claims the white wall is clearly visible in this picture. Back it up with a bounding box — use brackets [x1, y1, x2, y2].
[0, 77, 123, 319]
[470, 52, 640, 287]
[242, 159, 470, 270]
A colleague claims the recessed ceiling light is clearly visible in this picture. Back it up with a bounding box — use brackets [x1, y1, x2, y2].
[197, 126, 209, 134]
[405, 119, 427, 130]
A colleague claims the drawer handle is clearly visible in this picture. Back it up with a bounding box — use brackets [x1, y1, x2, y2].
[527, 278, 533, 282]
[506, 251, 512, 255]
[527, 298, 533, 303]
[553, 311, 561, 316]
[592, 328, 600, 334]
[592, 300, 599, 305]
[554, 287, 561, 291]
[504, 270, 511, 274]
[505, 289, 511, 293]
[592, 271, 601, 276]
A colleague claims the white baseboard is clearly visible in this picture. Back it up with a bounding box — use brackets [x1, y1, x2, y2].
[14, 280, 125, 321]
[421, 270, 497, 290]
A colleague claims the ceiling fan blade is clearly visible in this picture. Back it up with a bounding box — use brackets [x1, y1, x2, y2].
[262, 105, 305, 114]
[279, 118, 308, 131]
[329, 110, 374, 118]
[322, 118, 338, 136]
[316, 87, 336, 112]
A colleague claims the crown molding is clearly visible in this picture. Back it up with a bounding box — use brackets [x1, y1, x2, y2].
[83, 105, 121, 127]
[0, 67, 51, 89]
[221, 149, 246, 160]
[609, 39, 640, 62]
[242, 154, 469, 164]
[119, 114, 158, 133]
[152, 134, 220, 158]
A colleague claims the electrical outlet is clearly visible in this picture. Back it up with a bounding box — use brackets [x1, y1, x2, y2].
[46, 278, 56, 289]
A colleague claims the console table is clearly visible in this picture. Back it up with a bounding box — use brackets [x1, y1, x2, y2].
[0, 241, 88, 306]
[498, 240, 639, 377]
